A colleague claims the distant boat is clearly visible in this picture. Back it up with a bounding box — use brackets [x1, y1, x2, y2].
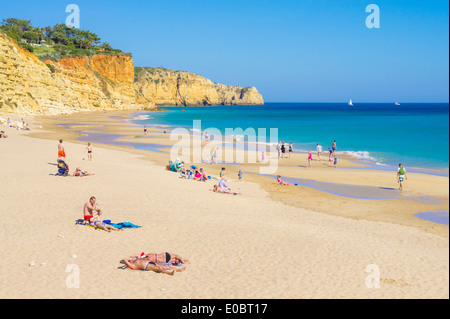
[348, 99, 354, 106]
[395, 101, 401, 106]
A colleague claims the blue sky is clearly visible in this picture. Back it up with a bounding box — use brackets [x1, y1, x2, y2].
[1, 0, 448, 102]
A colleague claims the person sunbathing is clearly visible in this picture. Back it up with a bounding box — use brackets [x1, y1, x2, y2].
[130, 252, 190, 265]
[73, 167, 95, 177]
[0, 131, 8, 138]
[122, 257, 186, 275]
[210, 184, 241, 195]
[277, 175, 290, 186]
[93, 220, 122, 232]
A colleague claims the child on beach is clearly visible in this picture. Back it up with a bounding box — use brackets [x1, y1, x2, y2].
[73, 167, 95, 177]
[308, 152, 312, 167]
[277, 175, 290, 186]
[85, 143, 93, 161]
[194, 170, 202, 181]
[144, 126, 148, 135]
[238, 170, 243, 182]
[220, 167, 226, 179]
[289, 143, 293, 158]
[58, 139, 66, 159]
[328, 151, 333, 167]
[334, 156, 338, 168]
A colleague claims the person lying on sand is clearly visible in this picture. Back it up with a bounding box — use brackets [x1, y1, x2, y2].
[130, 252, 190, 265]
[211, 184, 241, 195]
[73, 167, 95, 177]
[93, 220, 122, 232]
[277, 175, 290, 186]
[0, 131, 8, 138]
[83, 196, 103, 224]
[122, 257, 186, 275]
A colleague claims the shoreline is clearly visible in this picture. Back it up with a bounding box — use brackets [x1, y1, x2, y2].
[1, 111, 449, 299]
[128, 108, 450, 175]
[23, 110, 450, 237]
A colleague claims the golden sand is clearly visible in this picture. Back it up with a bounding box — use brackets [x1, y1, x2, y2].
[0, 111, 448, 299]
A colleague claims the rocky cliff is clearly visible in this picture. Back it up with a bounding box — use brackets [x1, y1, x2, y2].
[0, 32, 153, 115]
[134, 68, 264, 106]
[0, 33, 263, 116]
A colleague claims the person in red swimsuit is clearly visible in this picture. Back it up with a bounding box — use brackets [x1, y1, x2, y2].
[83, 196, 103, 224]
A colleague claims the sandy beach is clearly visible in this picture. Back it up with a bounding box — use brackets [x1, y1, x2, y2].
[0, 112, 448, 299]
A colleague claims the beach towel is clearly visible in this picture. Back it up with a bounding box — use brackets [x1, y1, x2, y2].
[75, 219, 141, 230]
[109, 222, 141, 229]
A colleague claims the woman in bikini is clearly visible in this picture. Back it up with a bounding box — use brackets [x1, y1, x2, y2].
[122, 257, 186, 275]
[130, 252, 190, 265]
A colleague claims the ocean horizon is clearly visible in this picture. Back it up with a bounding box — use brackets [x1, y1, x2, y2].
[130, 102, 449, 172]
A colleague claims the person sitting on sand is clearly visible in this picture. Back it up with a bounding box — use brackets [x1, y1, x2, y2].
[83, 196, 103, 224]
[122, 257, 186, 275]
[73, 167, 95, 177]
[200, 168, 208, 181]
[277, 175, 290, 186]
[0, 131, 8, 138]
[194, 170, 202, 181]
[130, 252, 190, 265]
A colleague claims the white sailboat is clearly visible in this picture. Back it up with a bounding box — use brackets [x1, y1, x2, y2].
[348, 99, 353, 106]
[395, 101, 401, 106]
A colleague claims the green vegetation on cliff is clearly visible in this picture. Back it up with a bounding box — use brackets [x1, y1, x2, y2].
[0, 18, 130, 60]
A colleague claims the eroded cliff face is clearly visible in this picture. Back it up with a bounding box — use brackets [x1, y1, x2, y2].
[0, 33, 263, 116]
[134, 68, 264, 106]
[0, 33, 154, 115]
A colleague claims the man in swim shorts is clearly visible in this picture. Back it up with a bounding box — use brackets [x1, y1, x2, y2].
[58, 139, 66, 159]
[83, 196, 103, 224]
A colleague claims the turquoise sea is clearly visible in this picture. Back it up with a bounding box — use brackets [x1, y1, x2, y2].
[131, 103, 449, 172]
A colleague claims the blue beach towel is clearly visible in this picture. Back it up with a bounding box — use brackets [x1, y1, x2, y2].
[109, 222, 141, 229]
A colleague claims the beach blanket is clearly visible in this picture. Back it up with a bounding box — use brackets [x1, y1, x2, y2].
[75, 219, 141, 230]
[109, 222, 141, 229]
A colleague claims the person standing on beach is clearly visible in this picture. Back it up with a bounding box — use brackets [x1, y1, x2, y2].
[85, 143, 93, 161]
[308, 152, 312, 167]
[289, 142, 293, 158]
[332, 141, 337, 156]
[334, 156, 338, 168]
[144, 126, 148, 136]
[277, 142, 282, 159]
[281, 142, 286, 159]
[397, 163, 407, 191]
[328, 150, 333, 167]
[316, 144, 323, 161]
[58, 139, 66, 159]
[204, 131, 209, 142]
